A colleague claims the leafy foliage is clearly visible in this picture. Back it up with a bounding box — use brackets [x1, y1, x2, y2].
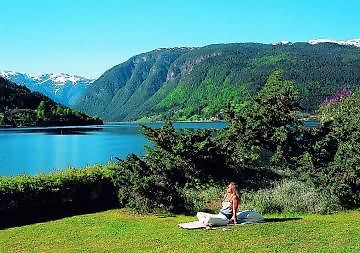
[219, 70, 305, 173]
[0, 165, 116, 228]
[321, 87, 352, 106]
[110, 123, 231, 213]
[297, 92, 360, 208]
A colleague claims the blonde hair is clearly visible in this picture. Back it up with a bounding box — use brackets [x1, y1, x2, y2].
[224, 182, 239, 200]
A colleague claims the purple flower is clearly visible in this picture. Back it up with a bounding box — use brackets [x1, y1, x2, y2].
[321, 87, 352, 106]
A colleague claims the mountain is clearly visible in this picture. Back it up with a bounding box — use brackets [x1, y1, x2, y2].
[75, 47, 192, 121]
[0, 71, 93, 107]
[308, 38, 360, 48]
[0, 77, 102, 127]
[272, 40, 291, 45]
[74, 42, 360, 122]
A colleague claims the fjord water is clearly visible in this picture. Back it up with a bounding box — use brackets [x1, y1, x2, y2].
[0, 122, 226, 177]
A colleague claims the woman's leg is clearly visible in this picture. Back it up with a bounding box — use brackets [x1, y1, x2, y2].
[236, 210, 264, 222]
[196, 212, 210, 224]
[196, 212, 228, 226]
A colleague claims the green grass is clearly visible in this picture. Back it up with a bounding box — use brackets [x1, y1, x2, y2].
[1, 209, 359, 252]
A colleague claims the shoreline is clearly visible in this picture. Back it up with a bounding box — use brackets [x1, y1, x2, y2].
[0, 120, 226, 129]
[105, 119, 226, 124]
[0, 117, 319, 130]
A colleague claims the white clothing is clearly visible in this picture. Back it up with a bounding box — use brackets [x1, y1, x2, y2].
[196, 210, 264, 226]
[196, 212, 229, 226]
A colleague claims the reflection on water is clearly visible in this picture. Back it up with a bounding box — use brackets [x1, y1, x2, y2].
[0, 122, 225, 177]
[0, 126, 104, 135]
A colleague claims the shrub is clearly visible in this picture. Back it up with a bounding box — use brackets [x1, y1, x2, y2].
[240, 179, 341, 214]
[109, 122, 235, 214]
[0, 164, 117, 227]
[111, 154, 181, 213]
[179, 184, 224, 214]
[297, 92, 360, 209]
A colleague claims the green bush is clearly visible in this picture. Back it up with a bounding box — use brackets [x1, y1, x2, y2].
[179, 184, 224, 213]
[109, 122, 234, 214]
[111, 154, 178, 213]
[240, 179, 342, 214]
[297, 93, 360, 209]
[0, 164, 117, 227]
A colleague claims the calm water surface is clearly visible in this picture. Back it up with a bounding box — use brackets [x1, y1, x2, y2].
[0, 122, 225, 177]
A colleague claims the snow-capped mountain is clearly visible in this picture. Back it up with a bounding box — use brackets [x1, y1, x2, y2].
[308, 39, 360, 48]
[272, 40, 291, 45]
[0, 71, 94, 107]
[272, 39, 360, 48]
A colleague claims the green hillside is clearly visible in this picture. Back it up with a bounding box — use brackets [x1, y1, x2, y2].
[0, 77, 102, 127]
[75, 42, 360, 121]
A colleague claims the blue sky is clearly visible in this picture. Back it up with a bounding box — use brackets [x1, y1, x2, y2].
[0, 0, 359, 78]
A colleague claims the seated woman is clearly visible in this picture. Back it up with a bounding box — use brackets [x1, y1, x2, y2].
[197, 182, 240, 226]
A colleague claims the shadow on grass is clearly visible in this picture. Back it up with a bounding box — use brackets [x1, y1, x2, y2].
[156, 214, 177, 218]
[0, 202, 118, 231]
[264, 217, 302, 223]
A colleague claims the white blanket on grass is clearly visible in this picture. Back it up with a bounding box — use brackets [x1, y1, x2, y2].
[178, 210, 264, 229]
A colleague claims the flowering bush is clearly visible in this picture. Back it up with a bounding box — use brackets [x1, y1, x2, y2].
[321, 87, 352, 106]
[304, 90, 360, 208]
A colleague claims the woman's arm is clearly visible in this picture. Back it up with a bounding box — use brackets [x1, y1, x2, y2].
[232, 196, 239, 224]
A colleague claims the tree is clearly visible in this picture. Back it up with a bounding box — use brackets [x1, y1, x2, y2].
[220, 70, 305, 174]
[300, 92, 360, 208]
[0, 113, 4, 125]
[36, 101, 47, 120]
[55, 105, 64, 116]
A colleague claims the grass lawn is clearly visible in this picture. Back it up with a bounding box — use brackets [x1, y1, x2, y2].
[0, 209, 359, 252]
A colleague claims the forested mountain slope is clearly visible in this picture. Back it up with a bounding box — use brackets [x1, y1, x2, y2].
[75, 43, 360, 121]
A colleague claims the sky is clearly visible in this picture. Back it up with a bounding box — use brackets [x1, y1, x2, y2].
[0, 0, 359, 78]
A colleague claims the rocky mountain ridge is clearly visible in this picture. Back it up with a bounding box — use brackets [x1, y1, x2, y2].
[0, 71, 94, 107]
